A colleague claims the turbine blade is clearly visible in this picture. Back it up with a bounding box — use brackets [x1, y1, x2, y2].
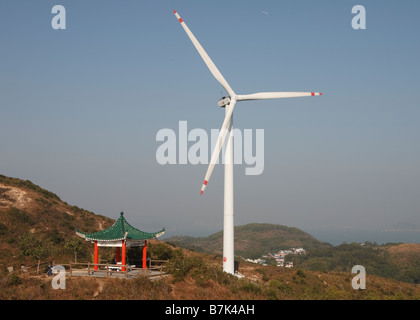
[174, 10, 235, 97]
[237, 92, 322, 101]
[200, 98, 237, 194]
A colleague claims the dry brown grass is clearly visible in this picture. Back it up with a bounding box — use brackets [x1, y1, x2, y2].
[387, 243, 420, 254]
[1, 258, 419, 300]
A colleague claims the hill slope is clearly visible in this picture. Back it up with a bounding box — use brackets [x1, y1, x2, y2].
[165, 223, 331, 259]
[0, 174, 115, 268]
[0, 174, 419, 301]
[1, 240, 420, 300]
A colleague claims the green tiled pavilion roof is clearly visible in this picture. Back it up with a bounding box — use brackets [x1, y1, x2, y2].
[76, 212, 165, 242]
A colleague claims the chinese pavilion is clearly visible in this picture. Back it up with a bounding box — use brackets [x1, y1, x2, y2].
[76, 212, 165, 271]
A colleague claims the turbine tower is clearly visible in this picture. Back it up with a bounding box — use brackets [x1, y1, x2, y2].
[174, 10, 322, 275]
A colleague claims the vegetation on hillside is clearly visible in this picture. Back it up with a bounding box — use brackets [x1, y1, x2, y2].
[1, 241, 419, 300]
[0, 175, 115, 270]
[288, 242, 420, 284]
[0, 174, 419, 300]
[165, 223, 331, 259]
[0, 175, 61, 201]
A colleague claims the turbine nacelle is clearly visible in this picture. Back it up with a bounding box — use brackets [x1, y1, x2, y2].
[217, 96, 231, 108]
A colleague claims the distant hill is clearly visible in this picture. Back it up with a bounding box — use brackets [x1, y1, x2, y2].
[165, 223, 331, 259]
[286, 242, 420, 284]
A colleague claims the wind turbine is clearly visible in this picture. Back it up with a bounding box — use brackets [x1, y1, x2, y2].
[173, 10, 322, 275]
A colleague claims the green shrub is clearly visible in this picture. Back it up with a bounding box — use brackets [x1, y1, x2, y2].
[240, 280, 262, 294]
[8, 274, 22, 286]
[18, 232, 53, 261]
[166, 249, 202, 282]
[269, 279, 292, 294]
[296, 268, 306, 278]
[149, 242, 173, 260]
[0, 222, 8, 236]
[8, 207, 34, 225]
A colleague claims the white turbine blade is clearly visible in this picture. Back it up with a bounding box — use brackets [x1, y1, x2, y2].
[200, 98, 237, 195]
[174, 10, 235, 97]
[237, 92, 322, 101]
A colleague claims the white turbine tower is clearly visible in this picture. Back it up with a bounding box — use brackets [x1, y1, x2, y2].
[174, 10, 322, 275]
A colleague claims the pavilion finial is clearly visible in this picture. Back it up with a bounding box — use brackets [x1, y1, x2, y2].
[120, 211, 124, 216]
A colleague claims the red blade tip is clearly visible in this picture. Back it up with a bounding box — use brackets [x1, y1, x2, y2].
[173, 9, 177, 14]
[200, 191, 203, 195]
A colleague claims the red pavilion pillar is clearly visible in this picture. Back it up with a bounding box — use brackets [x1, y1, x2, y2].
[121, 240, 126, 271]
[142, 240, 147, 269]
[94, 241, 99, 270]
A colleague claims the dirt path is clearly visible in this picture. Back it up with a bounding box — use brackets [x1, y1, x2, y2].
[93, 279, 105, 298]
[0, 183, 31, 209]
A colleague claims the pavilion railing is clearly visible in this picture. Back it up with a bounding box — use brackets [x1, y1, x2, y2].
[53, 260, 168, 279]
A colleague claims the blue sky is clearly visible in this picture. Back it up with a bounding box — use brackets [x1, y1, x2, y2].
[1, 1, 419, 242]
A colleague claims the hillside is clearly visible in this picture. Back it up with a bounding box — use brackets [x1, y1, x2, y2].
[0, 174, 115, 268]
[165, 223, 331, 259]
[283, 241, 420, 285]
[165, 224, 420, 285]
[0, 174, 419, 301]
[1, 241, 420, 301]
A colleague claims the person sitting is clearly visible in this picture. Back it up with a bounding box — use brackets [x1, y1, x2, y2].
[46, 262, 53, 276]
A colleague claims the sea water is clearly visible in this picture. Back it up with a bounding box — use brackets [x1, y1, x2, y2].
[304, 228, 420, 246]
